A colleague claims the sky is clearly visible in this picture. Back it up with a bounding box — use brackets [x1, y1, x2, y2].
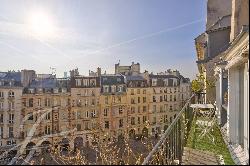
[0, 0, 206, 80]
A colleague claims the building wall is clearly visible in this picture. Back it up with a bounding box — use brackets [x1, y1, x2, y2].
[0, 87, 23, 147]
[206, 0, 232, 30]
[230, 0, 249, 41]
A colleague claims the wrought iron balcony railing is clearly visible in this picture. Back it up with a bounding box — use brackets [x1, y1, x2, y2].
[142, 94, 195, 165]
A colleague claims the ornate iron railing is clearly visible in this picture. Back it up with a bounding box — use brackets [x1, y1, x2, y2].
[142, 94, 195, 165]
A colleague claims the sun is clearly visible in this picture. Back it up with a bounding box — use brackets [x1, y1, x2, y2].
[29, 12, 54, 36]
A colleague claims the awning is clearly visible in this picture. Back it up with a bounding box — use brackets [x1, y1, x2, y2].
[190, 104, 214, 109]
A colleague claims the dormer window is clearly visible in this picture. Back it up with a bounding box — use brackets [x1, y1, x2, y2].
[8, 91, 14, 98]
[152, 79, 157, 86]
[103, 86, 109, 93]
[28, 88, 34, 94]
[76, 79, 82, 86]
[9, 81, 13, 86]
[53, 88, 59, 93]
[0, 81, 3, 86]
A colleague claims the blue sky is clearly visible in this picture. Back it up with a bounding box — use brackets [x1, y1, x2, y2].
[0, 0, 206, 80]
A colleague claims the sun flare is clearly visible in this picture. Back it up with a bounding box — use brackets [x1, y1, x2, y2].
[29, 12, 54, 36]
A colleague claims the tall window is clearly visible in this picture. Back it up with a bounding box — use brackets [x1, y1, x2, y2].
[138, 97, 140, 103]
[104, 108, 108, 116]
[0, 102, 3, 110]
[137, 89, 140, 94]
[131, 98, 135, 104]
[131, 117, 135, 125]
[76, 79, 82, 86]
[143, 97, 146, 103]
[105, 97, 108, 104]
[137, 106, 140, 113]
[138, 117, 141, 124]
[45, 113, 50, 120]
[131, 107, 135, 114]
[45, 98, 50, 107]
[104, 86, 109, 93]
[29, 98, 33, 107]
[143, 116, 147, 123]
[119, 119, 123, 128]
[0, 114, 3, 123]
[0, 91, 3, 98]
[8, 91, 14, 98]
[143, 106, 147, 112]
[153, 105, 156, 113]
[153, 96, 156, 102]
[131, 89, 134, 95]
[143, 89, 146, 94]
[0, 127, 3, 139]
[85, 111, 89, 118]
[105, 121, 109, 129]
[9, 114, 14, 123]
[9, 127, 14, 138]
[119, 106, 123, 114]
[8, 102, 14, 110]
[44, 125, 51, 135]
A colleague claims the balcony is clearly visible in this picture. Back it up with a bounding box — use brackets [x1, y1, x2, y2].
[142, 94, 234, 165]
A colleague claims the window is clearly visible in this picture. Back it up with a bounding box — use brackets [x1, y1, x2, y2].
[174, 95, 176, 101]
[85, 122, 90, 130]
[117, 96, 121, 103]
[9, 127, 14, 138]
[76, 111, 81, 119]
[75, 79, 81, 86]
[77, 124, 81, 131]
[112, 96, 115, 103]
[0, 114, 3, 123]
[153, 96, 156, 102]
[131, 117, 135, 125]
[0, 127, 3, 139]
[83, 79, 89, 86]
[143, 116, 147, 123]
[85, 111, 89, 118]
[8, 91, 14, 98]
[131, 89, 134, 95]
[170, 95, 172, 101]
[118, 86, 123, 92]
[131, 107, 135, 114]
[104, 108, 108, 116]
[143, 106, 147, 112]
[91, 90, 95, 96]
[104, 86, 109, 93]
[160, 96, 163, 102]
[143, 97, 146, 103]
[29, 98, 33, 107]
[153, 105, 156, 113]
[138, 97, 140, 103]
[170, 105, 173, 111]
[160, 106, 163, 112]
[119, 119, 123, 128]
[45, 98, 50, 107]
[111, 86, 116, 93]
[45, 126, 51, 135]
[45, 113, 50, 120]
[119, 106, 123, 114]
[152, 79, 157, 86]
[91, 99, 95, 106]
[105, 121, 109, 129]
[137, 106, 140, 113]
[105, 97, 108, 104]
[131, 98, 135, 104]
[153, 117, 156, 124]
[138, 117, 141, 124]
[0, 91, 3, 98]
[137, 89, 140, 94]
[143, 89, 146, 94]
[0, 102, 3, 110]
[164, 115, 168, 123]
[8, 102, 14, 110]
[28, 113, 33, 121]
[91, 110, 96, 117]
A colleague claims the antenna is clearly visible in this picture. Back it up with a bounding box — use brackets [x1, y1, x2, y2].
[50, 67, 56, 76]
